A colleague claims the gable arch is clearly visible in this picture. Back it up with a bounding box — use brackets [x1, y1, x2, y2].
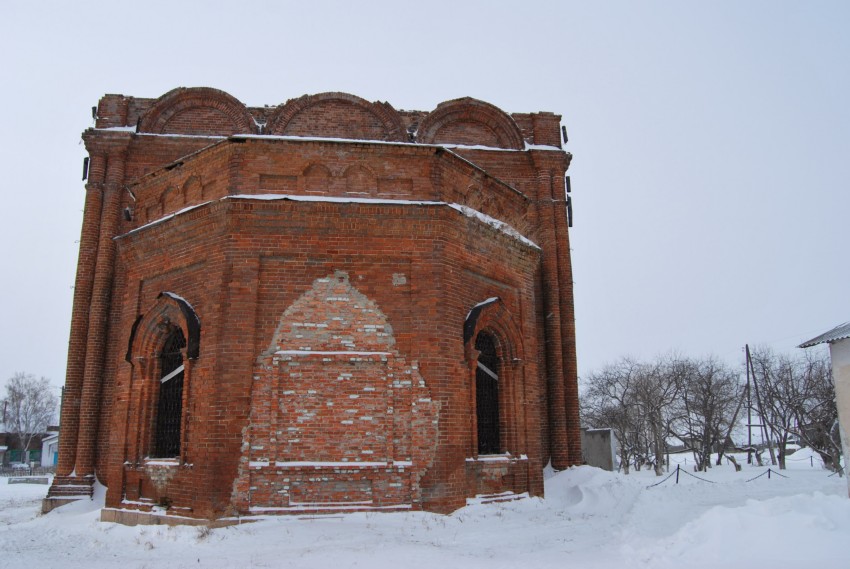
[138, 87, 257, 135]
[126, 292, 201, 363]
[267, 92, 406, 141]
[418, 98, 525, 150]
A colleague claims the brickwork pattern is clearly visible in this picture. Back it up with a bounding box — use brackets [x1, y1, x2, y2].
[49, 88, 581, 522]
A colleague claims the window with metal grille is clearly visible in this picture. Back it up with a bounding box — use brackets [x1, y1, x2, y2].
[475, 332, 500, 455]
[154, 328, 185, 457]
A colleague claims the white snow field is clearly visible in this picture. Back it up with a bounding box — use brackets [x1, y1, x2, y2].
[1, 448, 848, 569]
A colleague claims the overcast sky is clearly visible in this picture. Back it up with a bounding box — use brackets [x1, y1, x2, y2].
[1, 1, 847, 395]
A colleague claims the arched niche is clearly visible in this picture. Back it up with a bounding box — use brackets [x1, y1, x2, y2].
[302, 163, 332, 193]
[343, 164, 376, 195]
[138, 87, 257, 136]
[418, 98, 525, 150]
[183, 175, 203, 203]
[267, 92, 406, 141]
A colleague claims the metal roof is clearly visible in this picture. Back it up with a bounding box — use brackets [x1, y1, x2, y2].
[798, 321, 850, 348]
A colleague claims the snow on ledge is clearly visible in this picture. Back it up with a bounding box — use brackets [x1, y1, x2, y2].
[275, 350, 392, 357]
[226, 194, 538, 248]
[143, 459, 180, 467]
[234, 133, 548, 153]
[247, 503, 412, 513]
[225, 194, 444, 206]
[465, 491, 529, 505]
[465, 454, 528, 463]
[234, 133, 416, 148]
[448, 204, 540, 250]
[524, 142, 565, 151]
[91, 130, 565, 153]
[122, 195, 538, 250]
[249, 460, 412, 469]
[135, 132, 227, 140]
[120, 201, 211, 237]
[94, 125, 137, 133]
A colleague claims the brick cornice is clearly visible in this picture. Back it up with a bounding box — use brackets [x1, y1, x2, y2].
[82, 129, 132, 156]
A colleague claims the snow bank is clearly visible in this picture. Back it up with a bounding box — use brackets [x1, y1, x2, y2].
[628, 491, 850, 568]
[544, 465, 643, 518]
[2, 461, 848, 569]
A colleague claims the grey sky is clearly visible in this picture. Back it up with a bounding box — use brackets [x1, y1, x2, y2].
[1, 1, 847, 395]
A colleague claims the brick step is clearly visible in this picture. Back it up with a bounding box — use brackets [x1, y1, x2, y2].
[466, 491, 528, 506]
[46, 476, 94, 499]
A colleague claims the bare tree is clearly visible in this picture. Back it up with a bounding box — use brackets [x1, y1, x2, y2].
[750, 348, 797, 469]
[3, 372, 58, 457]
[580, 358, 643, 474]
[751, 348, 841, 472]
[581, 356, 681, 476]
[787, 353, 841, 473]
[670, 357, 743, 471]
[632, 356, 682, 476]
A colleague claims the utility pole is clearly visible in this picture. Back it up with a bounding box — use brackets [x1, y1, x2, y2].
[746, 349, 752, 464]
[747, 344, 776, 466]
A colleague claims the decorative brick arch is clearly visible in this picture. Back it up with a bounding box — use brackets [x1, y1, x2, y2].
[160, 185, 184, 213]
[302, 162, 332, 193]
[464, 297, 524, 358]
[138, 87, 257, 135]
[126, 292, 201, 364]
[463, 298, 526, 456]
[343, 164, 376, 195]
[124, 292, 201, 464]
[302, 162, 332, 176]
[267, 92, 406, 141]
[182, 175, 203, 203]
[418, 98, 525, 150]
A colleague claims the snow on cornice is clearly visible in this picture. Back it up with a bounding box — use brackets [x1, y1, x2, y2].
[92, 129, 563, 153]
[94, 125, 138, 133]
[116, 201, 211, 237]
[118, 194, 538, 249]
[448, 203, 540, 250]
[228, 194, 540, 250]
[225, 194, 445, 206]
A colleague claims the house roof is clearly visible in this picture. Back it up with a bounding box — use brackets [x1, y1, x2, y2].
[799, 321, 850, 348]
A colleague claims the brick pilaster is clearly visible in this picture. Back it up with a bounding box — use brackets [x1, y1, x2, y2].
[74, 134, 130, 476]
[56, 154, 107, 476]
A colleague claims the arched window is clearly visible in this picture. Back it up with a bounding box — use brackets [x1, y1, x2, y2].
[154, 328, 186, 457]
[475, 331, 501, 454]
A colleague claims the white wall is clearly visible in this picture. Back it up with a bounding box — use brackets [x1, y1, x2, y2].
[40, 437, 58, 468]
[829, 338, 850, 497]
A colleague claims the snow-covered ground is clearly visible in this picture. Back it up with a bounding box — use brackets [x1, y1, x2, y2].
[1, 448, 848, 569]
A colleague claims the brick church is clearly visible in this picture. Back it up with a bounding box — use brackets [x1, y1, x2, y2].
[45, 88, 581, 524]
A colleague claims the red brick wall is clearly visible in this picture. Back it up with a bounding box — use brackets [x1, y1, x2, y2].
[53, 88, 580, 521]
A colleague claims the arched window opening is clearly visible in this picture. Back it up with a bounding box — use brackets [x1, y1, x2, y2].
[154, 328, 186, 457]
[475, 331, 501, 455]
